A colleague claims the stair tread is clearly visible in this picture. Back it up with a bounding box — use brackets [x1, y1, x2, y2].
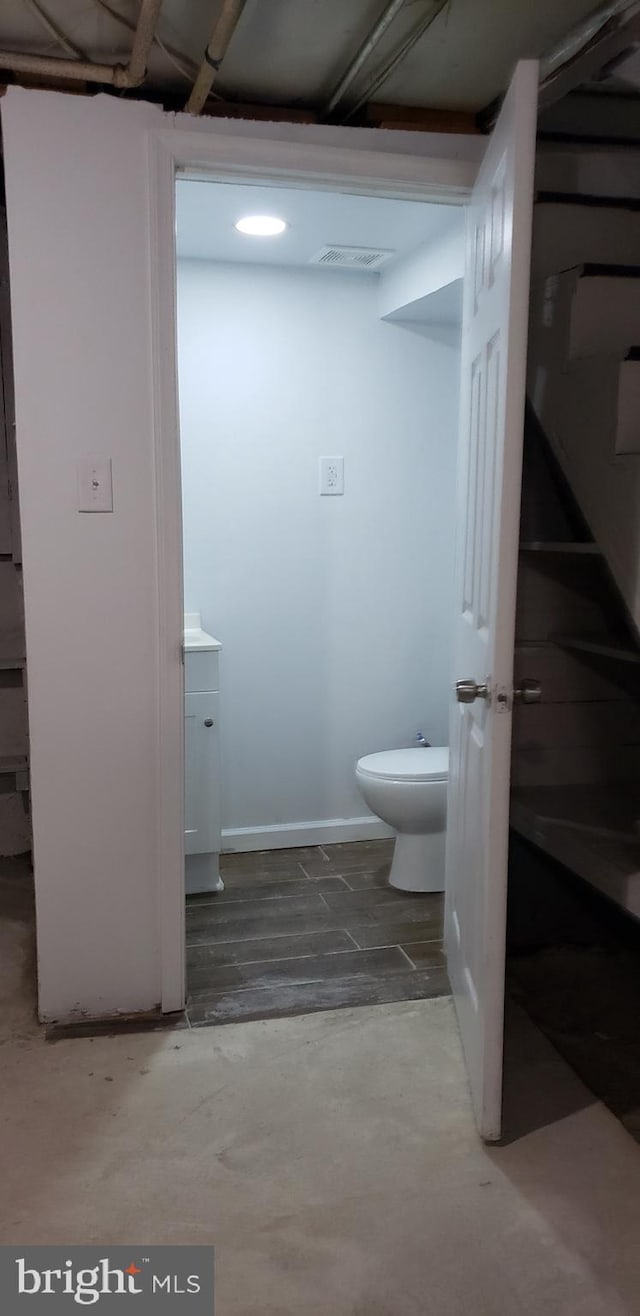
[537, 191, 640, 211]
[552, 634, 640, 664]
[0, 754, 27, 772]
[513, 783, 639, 836]
[538, 131, 640, 148]
[511, 786, 640, 921]
[580, 263, 640, 279]
[519, 541, 600, 554]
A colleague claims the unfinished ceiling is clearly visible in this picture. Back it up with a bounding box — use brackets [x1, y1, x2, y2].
[0, 0, 639, 126]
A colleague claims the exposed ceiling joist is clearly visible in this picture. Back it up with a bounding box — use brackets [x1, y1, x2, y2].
[538, 0, 640, 108]
[361, 102, 479, 133]
[198, 98, 318, 124]
[0, 0, 638, 132]
[476, 0, 640, 127]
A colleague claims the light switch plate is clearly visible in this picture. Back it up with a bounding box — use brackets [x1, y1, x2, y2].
[77, 457, 113, 513]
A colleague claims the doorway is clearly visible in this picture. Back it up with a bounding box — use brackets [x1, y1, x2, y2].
[143, 60, 537, 1142]
[0, 59, 539, 1142]
[174, 175, 463, 1026]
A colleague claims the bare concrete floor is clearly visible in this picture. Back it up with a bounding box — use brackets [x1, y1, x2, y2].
[2, 867, 640, 1314]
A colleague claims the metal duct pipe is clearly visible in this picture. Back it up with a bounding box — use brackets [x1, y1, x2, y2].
[185, 0, 247, 115]
[342, 0, 448, 122]
[0, 0, 162, 89]
[539, 0, 640, 82]
[478, 0, 640, 126]
[323, 0, 406, 116]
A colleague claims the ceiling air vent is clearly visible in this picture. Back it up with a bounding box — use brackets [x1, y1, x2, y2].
[310, 245, 394, 271]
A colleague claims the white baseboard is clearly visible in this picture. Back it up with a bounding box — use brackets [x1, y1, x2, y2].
[221, 815, 394, 854]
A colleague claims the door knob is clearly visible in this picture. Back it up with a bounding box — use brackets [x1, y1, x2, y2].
[456, 679, 490, 704]
[204, 718, 214, 727]
[513, 679, 542, 704]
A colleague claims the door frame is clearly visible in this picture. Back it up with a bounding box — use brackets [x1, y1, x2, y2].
[148, 123, 477, 1012]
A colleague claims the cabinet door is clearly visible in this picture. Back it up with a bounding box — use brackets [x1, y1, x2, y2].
[184, 690, 221, 855]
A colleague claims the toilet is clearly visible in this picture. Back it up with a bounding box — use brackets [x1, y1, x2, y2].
[355, 747, 448, 892]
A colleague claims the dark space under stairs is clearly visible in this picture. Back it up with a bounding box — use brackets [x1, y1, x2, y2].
[515, 128, 640, 926]
[508, 160, 640, 1139]
[511, 403, 640, 921]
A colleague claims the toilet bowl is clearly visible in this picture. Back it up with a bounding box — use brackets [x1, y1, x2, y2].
[355, 747, 448, 892]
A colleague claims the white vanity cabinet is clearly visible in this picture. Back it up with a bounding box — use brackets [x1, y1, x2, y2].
[183, 614, 223, 895]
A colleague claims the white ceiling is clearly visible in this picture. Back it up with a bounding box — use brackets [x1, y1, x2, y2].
[176, 178, 460, 269]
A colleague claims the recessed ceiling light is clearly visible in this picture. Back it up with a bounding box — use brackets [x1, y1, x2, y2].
[235, 215, 287, 237]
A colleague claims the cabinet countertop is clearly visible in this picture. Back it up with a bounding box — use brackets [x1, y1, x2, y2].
[184, 628, 221, 652]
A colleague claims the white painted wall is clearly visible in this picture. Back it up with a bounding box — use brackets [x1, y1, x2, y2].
[0, 85, 476, 1021]
[2, 90, 166, 1021]
[378, 222, 465, 321]
[178, 260, 459, 841]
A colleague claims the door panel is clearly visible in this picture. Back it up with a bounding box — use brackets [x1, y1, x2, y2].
[184, 690, 220, 855]
[445, 61, 538, 1142]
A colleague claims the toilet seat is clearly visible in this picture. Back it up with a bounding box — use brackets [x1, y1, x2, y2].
[356, 747, 448, 783]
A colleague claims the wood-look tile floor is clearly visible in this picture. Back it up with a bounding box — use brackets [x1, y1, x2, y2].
[185, 840, 448, 1028]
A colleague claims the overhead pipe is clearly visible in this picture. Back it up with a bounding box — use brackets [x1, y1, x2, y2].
[323, 0, 407, 116]
[127, 0, 164, 85]
[185, 0, 247, 115]
[477, 0, 640, 128]
[0, 0, 163, 89]
[342, 0, 448, 123]
[93, 0, 200, 84]
[539, 0, 640, 83]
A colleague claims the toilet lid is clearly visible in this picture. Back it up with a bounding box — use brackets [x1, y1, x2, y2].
[357, 747, 449, 782]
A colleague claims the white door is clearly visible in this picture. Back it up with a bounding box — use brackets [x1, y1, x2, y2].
[445, 60, 538, 1142]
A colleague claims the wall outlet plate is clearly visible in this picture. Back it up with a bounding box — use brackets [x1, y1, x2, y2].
[319, 456, 344, 496]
